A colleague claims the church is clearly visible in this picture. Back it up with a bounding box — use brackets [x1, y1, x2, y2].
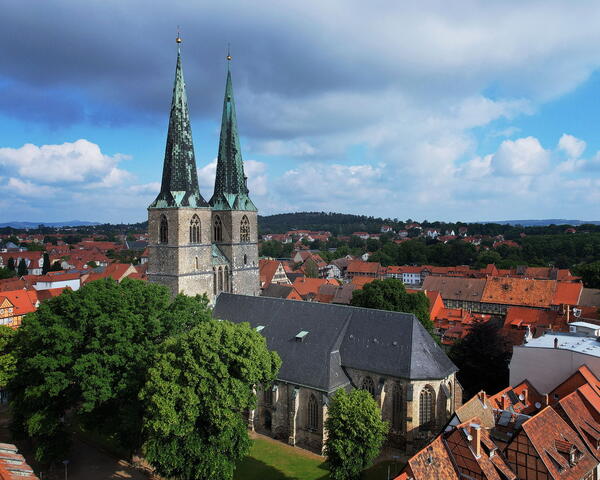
[147, 40, 260, 301]
[214, 293, 459, 455]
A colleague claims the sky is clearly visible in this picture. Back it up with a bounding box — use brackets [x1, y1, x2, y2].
[2, 1, 600, 223]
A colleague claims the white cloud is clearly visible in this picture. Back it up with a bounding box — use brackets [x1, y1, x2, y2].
[491, 137, 550, 176]
[4, 178, 58, 197]
[558, 133, 586, 158]
[0, 139, 130, 185]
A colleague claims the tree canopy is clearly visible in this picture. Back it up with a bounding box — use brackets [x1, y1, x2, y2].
[448, 320, 512, 398]
[350, 278, 434, 335]
[9, 278, 211, 464]
[17, 259, 28, 277]
[140, 320, 281, 480]
[324, 389, 388, 480]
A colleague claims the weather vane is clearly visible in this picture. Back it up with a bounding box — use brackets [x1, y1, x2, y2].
[176, 25, 182, 44]
[227, 43, 232, 61]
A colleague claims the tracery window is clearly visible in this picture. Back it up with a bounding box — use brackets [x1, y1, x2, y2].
[264, 386, 273, 406]
[362, 376, 375, 398]
[159, 215, 168, 244]
[224, 265, 230, 292]
[392, 383, 403, 431]
[214, 215, 223, 242]
[240, 215, 250, 242]
[189, 214, 201, 243]
[419, 385, 435, 429]
[307, 394, 318, 431]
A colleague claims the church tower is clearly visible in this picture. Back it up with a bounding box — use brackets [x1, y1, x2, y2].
[147, 40, 214, 297]
[148, 40, 259, 300]
[209, 56, 260, 297]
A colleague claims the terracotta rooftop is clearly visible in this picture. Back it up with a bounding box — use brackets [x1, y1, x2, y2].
[347, 260, 382, 274]
[552, 281, 583, 305]
[481, 276, 556, 308]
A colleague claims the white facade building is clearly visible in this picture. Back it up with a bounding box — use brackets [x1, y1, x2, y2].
[510, 331, 600, 394]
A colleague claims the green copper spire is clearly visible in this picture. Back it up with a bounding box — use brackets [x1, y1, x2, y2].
[150, 46, 207, 209]
[209, 56, 257, 211]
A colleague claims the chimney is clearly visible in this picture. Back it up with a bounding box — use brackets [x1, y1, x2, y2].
[544, 393, 550, 406]
[471, 424, 481, 458]
[554, 337, 559, 349]
[523, 388, 528, 405]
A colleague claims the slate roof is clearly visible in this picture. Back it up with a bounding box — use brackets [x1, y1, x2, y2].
[149, 50, 207, 209]
[213, 293, 457, 393]
[209, 63, 256, 212]
[262, 284, 296, 299]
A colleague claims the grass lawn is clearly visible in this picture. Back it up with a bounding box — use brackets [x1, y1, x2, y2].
[234, 435, 402, 480]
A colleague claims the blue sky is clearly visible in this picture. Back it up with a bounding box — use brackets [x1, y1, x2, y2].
[2, 1, 600, 223]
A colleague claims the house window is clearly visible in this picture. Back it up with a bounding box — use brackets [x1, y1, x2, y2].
[362, 376, 376, 398]
[240, 215, 250, 242]
[213, 215, 223, 242]
[159, 215, 168, 244]
[419, 385, 435, 430]
[392, 383, 403, 431]
[190, 214, 201, 243]
[307, 394, 318, 431]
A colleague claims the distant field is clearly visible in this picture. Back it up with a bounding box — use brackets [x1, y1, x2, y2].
[234, 434, 401, 480]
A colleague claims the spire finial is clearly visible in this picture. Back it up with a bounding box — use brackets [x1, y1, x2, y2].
[176, 26, 182, 45]
[226, 43, 232, 62]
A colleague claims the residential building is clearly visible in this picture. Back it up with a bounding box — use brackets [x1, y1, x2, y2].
[347, 260, 383, 280]
[0, 290, 38, 328]
[259, 259, 291, 288]
[510, 331, 600, 394]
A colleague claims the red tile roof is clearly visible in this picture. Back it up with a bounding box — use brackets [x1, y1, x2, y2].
[351, 276, 376, 289]
[347, 260, 382, 275]
[481, 276, 556, 308]
[488, 380, 544, 415]
[519, 406, 597, 479]
[552, 281, 583, 305]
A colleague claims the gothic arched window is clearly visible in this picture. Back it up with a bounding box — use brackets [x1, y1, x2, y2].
[240, 215, 250, 242]
[419, 385, 435, 429]
[159, 215, 168, 244]
[362, 376, 375, 398]
[307, 394, 318, 431]
[264, 386, 273, 406]
[213, 267, 217, 295]
[392, 383, 403, 431]
[214, 215, 223, 242]
[224, 265, 230, 292]
[218, 266, 224, 293]
[189, 215, 201, 243]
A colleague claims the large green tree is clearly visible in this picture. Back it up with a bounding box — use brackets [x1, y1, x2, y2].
[448, 320, 511, 398]
[574, 261, 600, 288]
[140, 320, 281, 480]
[0, 326, 16, 390]
[9, 278, 211, 464]
[324, 389, 388, 480]
[17, 259, 28, 277]
[350, 278, 434, 335]
[42, 253, 51, 275]
[0, 268, 16, 280]
[6, 257, 15, 272]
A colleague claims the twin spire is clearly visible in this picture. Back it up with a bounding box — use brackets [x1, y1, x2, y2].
[150, 37, 255, 211]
